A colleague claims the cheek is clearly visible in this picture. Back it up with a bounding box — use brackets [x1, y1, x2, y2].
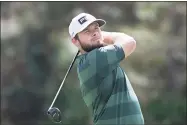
[98, 30, 103, 39]
[80, 35, 91, 43]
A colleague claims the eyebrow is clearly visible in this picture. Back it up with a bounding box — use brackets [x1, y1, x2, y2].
[82, 22, 99, 32]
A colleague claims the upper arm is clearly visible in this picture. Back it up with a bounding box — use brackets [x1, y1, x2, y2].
[88, 44, 125, 78]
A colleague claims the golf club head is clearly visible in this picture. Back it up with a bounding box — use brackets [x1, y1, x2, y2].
[47, 107, 62, 123]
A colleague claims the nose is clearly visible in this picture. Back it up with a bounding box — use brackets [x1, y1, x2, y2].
[92, 32, 98, 37]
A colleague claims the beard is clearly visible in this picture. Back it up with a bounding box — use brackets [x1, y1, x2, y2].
[79, 41, 104, 52]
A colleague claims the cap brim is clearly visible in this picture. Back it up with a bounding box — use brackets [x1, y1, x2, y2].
[94, 19, 106, 27]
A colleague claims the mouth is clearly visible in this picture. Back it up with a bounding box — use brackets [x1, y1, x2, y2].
[92, 37, 100, 42]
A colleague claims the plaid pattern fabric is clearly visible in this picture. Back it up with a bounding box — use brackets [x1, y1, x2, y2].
[77, 44, 144, 125]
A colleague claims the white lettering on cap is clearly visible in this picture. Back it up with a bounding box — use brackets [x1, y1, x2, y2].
[78, 16, 87, 25]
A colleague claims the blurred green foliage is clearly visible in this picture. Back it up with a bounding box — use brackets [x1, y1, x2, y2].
[1, 2, 186, 125]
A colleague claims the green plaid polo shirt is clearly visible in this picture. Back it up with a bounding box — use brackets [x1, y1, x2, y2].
[76, 44, 144, 125]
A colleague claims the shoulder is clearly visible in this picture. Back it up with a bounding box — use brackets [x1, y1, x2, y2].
[77, 54, 90, 73]
[77, 48, 105, 72]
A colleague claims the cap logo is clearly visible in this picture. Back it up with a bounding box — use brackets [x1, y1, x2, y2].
[72, 32, 75, 37]
[78, 16, 87, 25]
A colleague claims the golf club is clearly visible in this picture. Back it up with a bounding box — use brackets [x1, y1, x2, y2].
[47, 50, 80, 123]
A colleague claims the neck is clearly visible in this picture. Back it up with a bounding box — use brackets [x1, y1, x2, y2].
[79, 49, 87, 55]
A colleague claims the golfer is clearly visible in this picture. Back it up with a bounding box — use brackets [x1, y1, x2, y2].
[69, 13, 144, 125]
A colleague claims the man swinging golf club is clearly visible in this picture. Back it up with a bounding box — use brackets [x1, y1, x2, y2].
[68, 13, 144, 125]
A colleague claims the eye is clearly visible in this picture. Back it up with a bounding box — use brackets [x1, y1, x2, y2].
[84, 30, 89, 34]
[95, 26, 99, 29]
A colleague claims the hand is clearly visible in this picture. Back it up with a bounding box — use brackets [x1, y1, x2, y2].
[102, 31, 114, 45]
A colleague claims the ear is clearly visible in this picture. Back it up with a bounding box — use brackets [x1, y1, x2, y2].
[71, 38, 80, 47]
[72, 38, 77, 44]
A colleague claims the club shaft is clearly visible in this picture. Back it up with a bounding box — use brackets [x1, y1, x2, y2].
[48, 50, 80, 110]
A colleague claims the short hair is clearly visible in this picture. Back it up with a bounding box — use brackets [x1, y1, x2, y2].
[74, 34, 79, 41]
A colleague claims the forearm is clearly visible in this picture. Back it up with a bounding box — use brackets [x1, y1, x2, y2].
[102, 31, 136, 58]
[102, 31, 134, 44]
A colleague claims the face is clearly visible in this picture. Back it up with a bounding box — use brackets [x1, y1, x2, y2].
[73, 22, 105, 52]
